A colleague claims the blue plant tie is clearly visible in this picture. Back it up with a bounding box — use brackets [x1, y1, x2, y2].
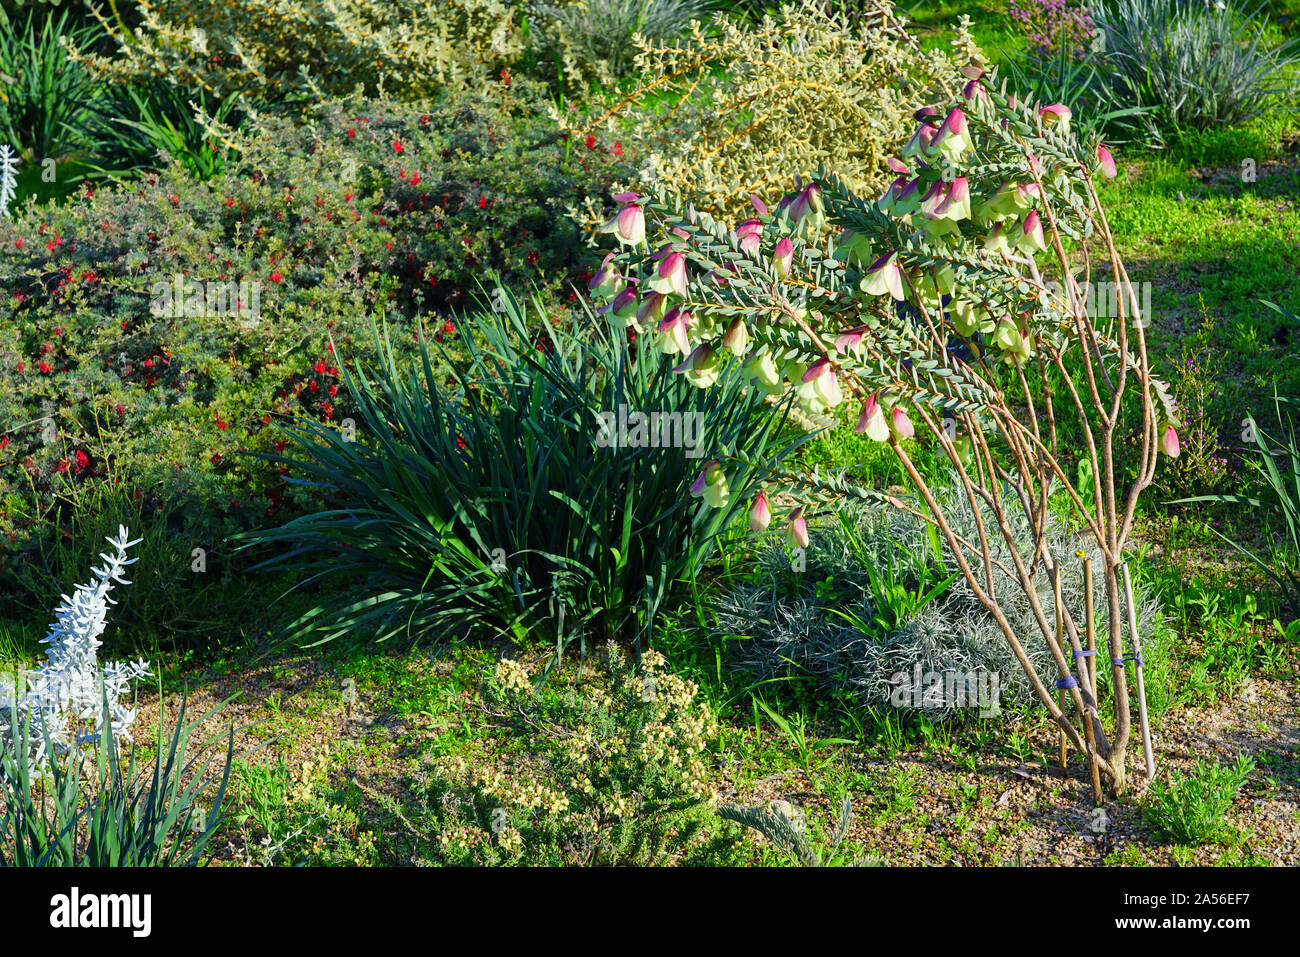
[1056, 675, 1079, 690]
[1111, 652, 1144, 668]
[1072, 649, 1097, 658]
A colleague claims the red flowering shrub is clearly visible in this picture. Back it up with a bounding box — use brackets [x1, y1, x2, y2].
[0, 84, 633, 621]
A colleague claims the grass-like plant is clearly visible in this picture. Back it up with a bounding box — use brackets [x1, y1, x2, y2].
[0, 7, 102, 162]
[1172, 384, 1300, 617]
[997, 40, 1152, 144]
[1143, 755, 1254, 846]
[241, 289, 800, 657]
[719, 794, 882, 866]
[1093, 0, 1300, 138]
[1, 695, 235, 866]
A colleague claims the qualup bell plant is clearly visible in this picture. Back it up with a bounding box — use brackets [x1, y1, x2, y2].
[589, 65, 1180, 796]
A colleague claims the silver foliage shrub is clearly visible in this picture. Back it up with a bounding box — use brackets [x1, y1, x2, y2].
[531, 0, 712, 78]
[0, 526, 150, 771]
[714, 484, 1163, 722]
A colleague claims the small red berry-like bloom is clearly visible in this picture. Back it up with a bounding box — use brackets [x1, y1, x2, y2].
[38, 360, 51, 374]
[314, 359, 328, 374]
[15, 362, 24, 372]
[57, 459, 70, 474]
[14, 239, 22, 248]
[115, 403, 125, 416]
[270, 271, 283, 283]
[347, 127, 355, 138]
[527, 250, 540, 266]
[393, 140, 404, 153]
[478, 193, 488, 209]
[329, 384, 338, 397]
[585, 134, 596, 149]
[613, 141, 623, 157]
[73, 450, 90, 475]
[211, 454, 222, 465]
[216, 418, 228, 430]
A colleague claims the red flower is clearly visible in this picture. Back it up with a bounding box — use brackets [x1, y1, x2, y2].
[393, 140, 404, 154]
[329, 384, 338, 397]
[72, 450, 90, 475]
[527, 250, 540, 266]
[38, 360, 51, 374]
[347, 128, 355, 138]
[478, 193, 488, 209]
[216, 418, 228, 430]
[500, 69, 511, 86]
[270, 271, 283, 283]
[613, 141, 623, 157]
[585, 134, 596, 150]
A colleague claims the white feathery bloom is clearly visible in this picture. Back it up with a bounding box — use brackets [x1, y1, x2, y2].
[0, 144, 19, 219]
[0, 526, 150, 771]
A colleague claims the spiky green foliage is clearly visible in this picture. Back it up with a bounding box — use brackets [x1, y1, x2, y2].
[719, 794, 881, 865]
[1, 695, 234, 867]
[238, 289, 802, 653]
[1093, 0, 1300, 138]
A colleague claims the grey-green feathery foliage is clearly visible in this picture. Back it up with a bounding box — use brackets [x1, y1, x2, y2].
[714, 484, 1163, 721]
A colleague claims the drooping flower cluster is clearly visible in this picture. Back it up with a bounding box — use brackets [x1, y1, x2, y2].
[0, 526, 150, 771]
[589, 67, 1177, 550]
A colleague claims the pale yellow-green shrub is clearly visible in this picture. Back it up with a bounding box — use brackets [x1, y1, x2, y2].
[72, 0, 530, 108]
[562, 0, 982, 218]
[70, 0, 699, 109]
